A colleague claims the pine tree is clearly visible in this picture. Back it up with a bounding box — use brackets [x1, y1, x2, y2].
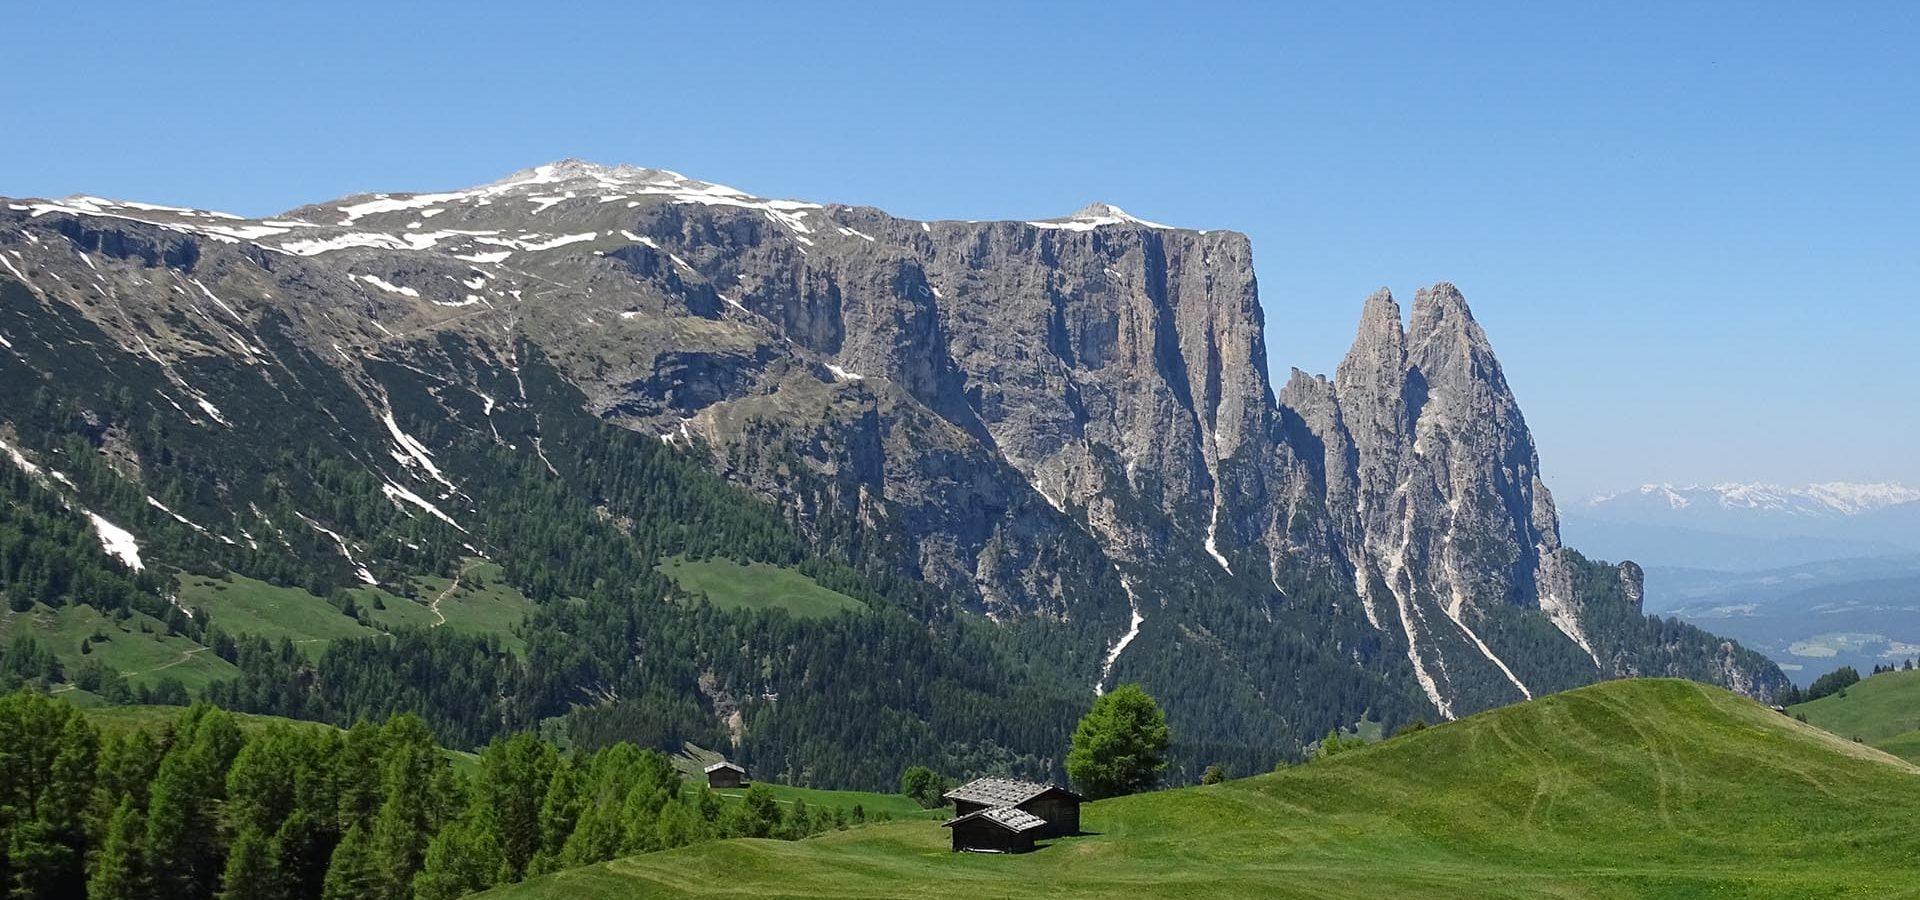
[267, 810, 328, 900]
[480, 732, 555, 880]
[319, 825, 383, 900]
[216, 826, 275, 900]
[737, 785, 782, 838]
[411, 810, 502, 900]
[144, 707, 242, 898]
[85, 796, 144, 900]
[526, 757, 581, 877]
[369, 716, 444, 899]
[334, 721, 386, 831]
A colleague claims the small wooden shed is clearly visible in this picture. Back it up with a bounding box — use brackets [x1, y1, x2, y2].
[704, 760, 748, 789]
[941, 805, 1046, 853]
[941, 777, 1084, 850]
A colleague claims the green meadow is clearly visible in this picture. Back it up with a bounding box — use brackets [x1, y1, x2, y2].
[1790, 666, 1920, 762]
[486, 679, 1920, 899]
[175, 560, 536, 654]
[0, 601, 239, 692]
[657, 556, 867, 619]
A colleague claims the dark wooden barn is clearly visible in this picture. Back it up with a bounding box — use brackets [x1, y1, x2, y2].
[942, 805, 1046, 853]
[704, 760, 747, 789]
[941, 777, 1084, 851]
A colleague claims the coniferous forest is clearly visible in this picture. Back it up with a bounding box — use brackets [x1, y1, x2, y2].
[0, 690, 859, 900]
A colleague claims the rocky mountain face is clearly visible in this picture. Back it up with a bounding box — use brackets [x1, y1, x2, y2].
[0, 161, 1788, 756]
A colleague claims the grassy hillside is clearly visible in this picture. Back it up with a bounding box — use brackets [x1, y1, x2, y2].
[670, 742, 938, 820]
[1789, 667, 1920, 743]
[657, 556, 868, 619]
[1, 602, 239, 691]
[1790, 667, 1920, 763]
[485, 679, 1920, 899]
[176, 560, 537, 655]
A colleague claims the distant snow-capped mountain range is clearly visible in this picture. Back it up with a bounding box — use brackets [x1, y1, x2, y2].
[1563, 481, 1920, 572]
[1584, 482, 1920, 518]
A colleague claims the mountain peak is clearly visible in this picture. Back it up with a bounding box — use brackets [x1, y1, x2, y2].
[1028, 202, 1176, 232]
[483, 159, 709, 192]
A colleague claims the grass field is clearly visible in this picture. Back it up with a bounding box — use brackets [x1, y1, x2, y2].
[671, 742, 937, 820]
[1790, 667, 1920, 763]
[177, 560, 536, 655]
[485, 679, 1920, 899]
[1789, 667, 1920, 743]
[177, 572, 378, 653]
[710, 783, 939, 821]
[374, 561, 537, 652]
[657, 556, 867, 619]
[0, 602, 239, 691]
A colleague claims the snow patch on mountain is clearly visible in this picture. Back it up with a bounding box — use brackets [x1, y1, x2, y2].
[88, 513, 143, 571]
[1030, 202, 1174, 232]
[1094, 573, 1145, 696]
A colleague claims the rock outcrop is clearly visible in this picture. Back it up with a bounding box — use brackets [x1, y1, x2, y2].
[0, 161, 1790, 726]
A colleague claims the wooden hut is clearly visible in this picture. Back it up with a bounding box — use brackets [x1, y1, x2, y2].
[941, 806, 1046, 853]
[941, 777, 1083, 851]
[704, 760, 747, 789]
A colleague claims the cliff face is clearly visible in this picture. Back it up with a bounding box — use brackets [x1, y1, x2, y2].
[0, 161, 1790, 727]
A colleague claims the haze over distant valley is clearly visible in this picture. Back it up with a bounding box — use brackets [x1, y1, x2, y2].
[1564, 480, 1920, 682]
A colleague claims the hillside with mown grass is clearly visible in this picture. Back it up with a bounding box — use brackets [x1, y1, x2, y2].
[484, 679, 1920, 900]
[1791, 666, 1920, 762]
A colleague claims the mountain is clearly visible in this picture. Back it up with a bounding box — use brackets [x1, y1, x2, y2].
[0, 160, 1786, 781]
[482, 679, 1920, 899]
[1590, 482, 1920, 519]
[1567, 481, 1920, 570]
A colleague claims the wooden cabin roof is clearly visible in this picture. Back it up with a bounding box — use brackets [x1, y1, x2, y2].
[703, 761, 746, 774]
[941, 805, 1048, 833]
[943, 777, 1081, 806]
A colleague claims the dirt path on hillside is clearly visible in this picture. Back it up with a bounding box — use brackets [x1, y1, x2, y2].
[429, 560, 481, 627]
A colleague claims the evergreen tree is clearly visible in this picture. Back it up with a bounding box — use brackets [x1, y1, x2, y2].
[216, 826, 275, 900]
[1065, 683, 1170, 800]
[369, 716, 444, 899]
[411, 811, 501, 900]
[319, 825, 382, 900]
[735, 785, 782, 838]
[478, 732, 553, 881]
[783, 798, 813, 840]
[84, 796, 143, 900]
[143, 708, 241, 899]
[527, 756, 582, 877]
[266, 810, 329, 900]
[652, 796, 708, 850]
[334, 721, 386, 831]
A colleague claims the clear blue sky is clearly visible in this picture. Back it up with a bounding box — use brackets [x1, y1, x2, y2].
[7, 2, 1917, 497]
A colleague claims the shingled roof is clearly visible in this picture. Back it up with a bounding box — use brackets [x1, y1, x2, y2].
[703, 760, 745, 774]
[942, 777, 1081, 806]
[941, 805, 1048, 833]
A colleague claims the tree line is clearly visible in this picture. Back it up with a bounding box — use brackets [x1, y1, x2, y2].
[0, 690, 866, 900]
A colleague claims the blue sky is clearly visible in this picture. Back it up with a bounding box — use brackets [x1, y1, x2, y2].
[7, 2, 1916, 496]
